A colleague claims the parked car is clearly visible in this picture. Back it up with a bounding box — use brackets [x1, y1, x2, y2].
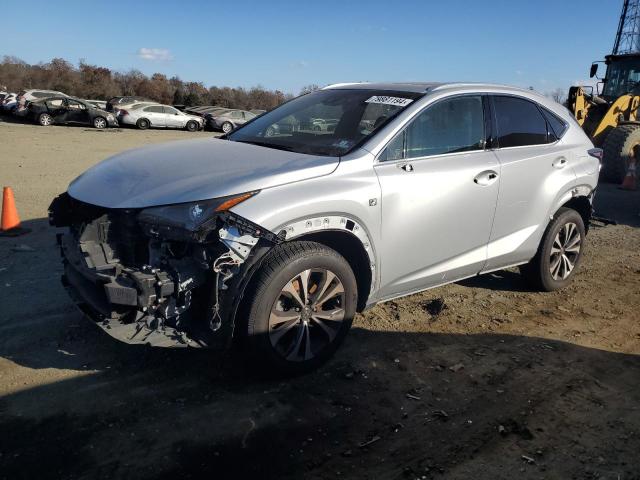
[49, 82, 600, 374]
[206, 109, 257, 133]
[1, 93, 18, 112]
[13, 89, 69, 117]
[118, 103, 204, 131]
[106, 96, 153, 112]
[27, 97, 118, 128]
[84, 99, 108, 110]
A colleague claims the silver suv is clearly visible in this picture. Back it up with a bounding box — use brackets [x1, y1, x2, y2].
[49, 82, 600, 374]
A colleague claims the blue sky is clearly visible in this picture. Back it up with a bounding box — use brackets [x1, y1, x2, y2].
[0, 0, 621, 94]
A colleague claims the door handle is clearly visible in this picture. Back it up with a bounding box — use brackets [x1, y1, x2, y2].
[397, 162, 414, 172]
[473, 170, 499, 186]
[552, 157, 568, 169]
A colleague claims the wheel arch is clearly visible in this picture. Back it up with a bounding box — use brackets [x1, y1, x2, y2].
[293, 230, 372, 312]
[550, 187, 593, 233]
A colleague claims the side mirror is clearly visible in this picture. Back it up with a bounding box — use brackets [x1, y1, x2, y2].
[590, 63, 599, 78]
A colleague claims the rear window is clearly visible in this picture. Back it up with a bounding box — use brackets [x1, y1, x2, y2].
[493, 96, 549, 148]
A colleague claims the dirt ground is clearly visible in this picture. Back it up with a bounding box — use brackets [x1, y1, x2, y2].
[1, 120, 639, 480]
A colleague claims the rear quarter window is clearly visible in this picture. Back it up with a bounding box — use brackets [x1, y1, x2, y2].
[492, 95, 549, 148]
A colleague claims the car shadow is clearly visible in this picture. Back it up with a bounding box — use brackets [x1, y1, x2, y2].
[1, 327, 639, 480]
[457, 269, 530, 292]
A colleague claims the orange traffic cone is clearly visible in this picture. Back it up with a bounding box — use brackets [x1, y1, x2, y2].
[620, 157, 637, 190]
[0, 187, 30, 237]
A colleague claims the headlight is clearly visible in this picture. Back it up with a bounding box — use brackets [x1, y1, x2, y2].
[137, 191, 258, 232]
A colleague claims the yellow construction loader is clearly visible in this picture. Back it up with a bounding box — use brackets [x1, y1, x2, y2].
[568, 55, 640, 183]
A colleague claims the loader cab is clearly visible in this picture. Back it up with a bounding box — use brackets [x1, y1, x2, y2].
[598, 54, 640, 101]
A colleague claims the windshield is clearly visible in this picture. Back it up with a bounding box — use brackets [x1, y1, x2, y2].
[603, 57, 640, 99]
[227, 89, 423, 156]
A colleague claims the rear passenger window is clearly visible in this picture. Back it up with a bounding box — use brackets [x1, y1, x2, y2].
[144, 106, 164, 113]
[493, 96, 549, 148]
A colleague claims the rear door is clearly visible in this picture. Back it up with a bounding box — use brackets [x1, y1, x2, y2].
[374, 94, 501, 299]
[483, 95, 578, 271]
[45, 98, 67, 122]
[65, 99, 90, 124]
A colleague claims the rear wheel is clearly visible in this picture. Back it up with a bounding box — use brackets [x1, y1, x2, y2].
[136, 118, 150, 130]
[520, 207, 586, 291]
[93, 116, 107, 129]
[186, 120, 198, 132]
[244, 241, 357, 375]
[38, 113, 53, 126]
[221, 121, 234, 134]
[601, 124, 640, 183]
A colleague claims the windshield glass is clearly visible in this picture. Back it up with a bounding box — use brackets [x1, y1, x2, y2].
[227, 89, 423, 156]
[604, 57, 640, 99]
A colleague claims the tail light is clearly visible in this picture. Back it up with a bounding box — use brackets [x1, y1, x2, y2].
[119, 109, 128, 116]
[588, 148, 603, 163]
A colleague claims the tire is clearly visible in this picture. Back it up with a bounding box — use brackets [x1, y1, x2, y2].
[265, 126, 276, 137]
[93, 116, 107, 129]
[243, 241, 357, 375]
[38, 113, 53, 126]
[601, 124, 640, 183]
[186, 120, 198, 132]
[136, 118, 150, 130]
[221, 121, 234, 134]
[520, 207, 586, 292]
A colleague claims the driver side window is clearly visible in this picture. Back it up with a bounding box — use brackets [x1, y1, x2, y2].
[380, 95, 485, 161]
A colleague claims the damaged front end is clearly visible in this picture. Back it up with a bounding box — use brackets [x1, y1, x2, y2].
[49, 192, 280, 348]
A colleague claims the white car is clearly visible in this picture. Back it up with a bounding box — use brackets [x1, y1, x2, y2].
[118, 103, 204, 131]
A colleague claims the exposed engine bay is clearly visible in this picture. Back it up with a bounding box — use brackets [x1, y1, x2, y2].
[49, 192, 281, 347]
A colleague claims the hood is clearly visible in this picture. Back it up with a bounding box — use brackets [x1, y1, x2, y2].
[68, 137, 339, 208]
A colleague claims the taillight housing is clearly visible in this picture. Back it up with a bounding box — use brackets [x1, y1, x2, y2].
[588, 148, 603, 163]
[119, 109, 128, 116]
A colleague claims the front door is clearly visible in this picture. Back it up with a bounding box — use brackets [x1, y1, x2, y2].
[65, 99, 90, 124]
[374, 95, 500, 300]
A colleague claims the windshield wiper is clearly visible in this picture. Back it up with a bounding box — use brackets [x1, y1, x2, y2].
[233, 139, 296, 152]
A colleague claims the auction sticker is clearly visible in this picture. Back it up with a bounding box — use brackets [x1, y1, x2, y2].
[365, 96, 414, 107]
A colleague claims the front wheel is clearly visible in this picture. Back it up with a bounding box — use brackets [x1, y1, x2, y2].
[186, 120, 198, 132]
[520, 207, 586, 291]
[38, 113, 53, 126]
[244, 241, 357, 375]
[221, 121, 234, 134]
[93, 116, 107, 129]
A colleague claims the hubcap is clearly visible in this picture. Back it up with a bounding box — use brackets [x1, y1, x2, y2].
[269, 268, 345, 362]
[41, 115, 51, 125]
[96, 118, 105, 128]
[550, 222, 581, 280]
[223, 123, 232, 133]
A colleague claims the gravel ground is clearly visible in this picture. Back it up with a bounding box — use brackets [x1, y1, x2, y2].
[1, 121, 639, 480]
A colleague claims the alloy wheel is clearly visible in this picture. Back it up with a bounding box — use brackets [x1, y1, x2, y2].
[40, 114, 52, 126]
[269, 268, 346, 362]
[549, 222, 581, 280]
[94, 117, 106, 129]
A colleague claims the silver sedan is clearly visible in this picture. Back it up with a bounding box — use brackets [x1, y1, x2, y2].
[119, 103, 204, 131]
